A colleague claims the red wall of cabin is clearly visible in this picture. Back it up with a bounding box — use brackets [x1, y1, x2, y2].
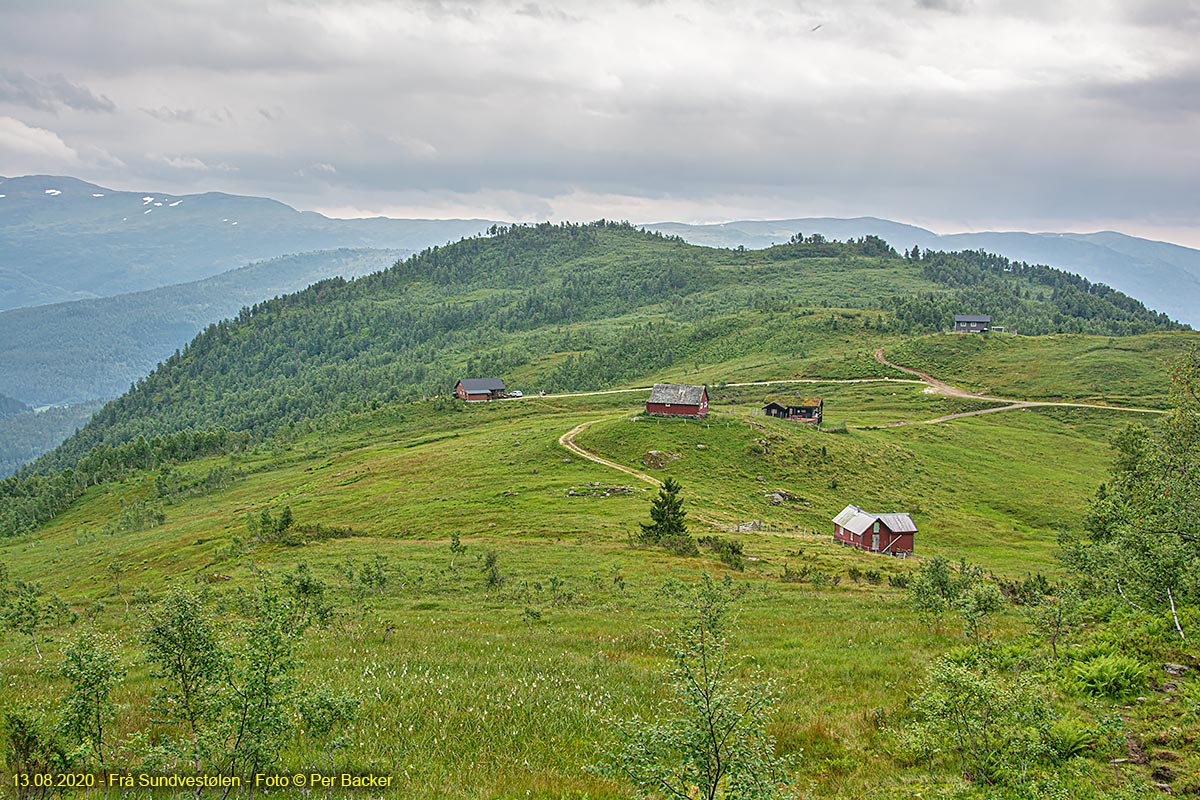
[646, 403, 706, 418]
[832, 523, 914, 554]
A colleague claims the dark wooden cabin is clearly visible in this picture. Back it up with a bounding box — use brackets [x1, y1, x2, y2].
[763, 398, 822, 424]
[954, 314, 991, 333]
[455, 378, 506, 402]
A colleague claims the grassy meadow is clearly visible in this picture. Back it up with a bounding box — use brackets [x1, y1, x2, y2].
[886, 330, 1196, 406]
[2, 331, 1198, 798]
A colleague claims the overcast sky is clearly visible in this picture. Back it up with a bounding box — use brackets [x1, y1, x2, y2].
[1, 0, 1198, 244]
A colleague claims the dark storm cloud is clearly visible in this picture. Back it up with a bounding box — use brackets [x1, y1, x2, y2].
[0, 0, 1198, 244]
[0, 69, 115, 113]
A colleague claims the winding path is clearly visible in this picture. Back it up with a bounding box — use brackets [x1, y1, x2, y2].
[557, 351, 1168, 484]
[871, 348, 1166, 426]
[511, 375, 925, 401]
[559, 419, 663, 488]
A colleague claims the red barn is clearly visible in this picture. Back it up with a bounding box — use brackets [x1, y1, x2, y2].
[832, 504, 916, 556]
[455, 378, 506, 402]
[646, 383, 709, 419]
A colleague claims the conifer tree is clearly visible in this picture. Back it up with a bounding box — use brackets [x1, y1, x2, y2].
[640, 478, 696, 555]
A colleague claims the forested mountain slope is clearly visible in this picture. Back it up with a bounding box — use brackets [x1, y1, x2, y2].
[25, 222, 1182, 476]
[0, 393, 27, 418]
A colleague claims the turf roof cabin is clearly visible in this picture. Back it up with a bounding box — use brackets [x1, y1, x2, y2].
[832, 504, 916, 556]
[763, 397, 822, 424]
[954, 314, 991, 333]
[645, 383, 709, 419]
[455, 378, 506, 402]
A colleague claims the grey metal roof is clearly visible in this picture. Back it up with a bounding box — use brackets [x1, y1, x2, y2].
[877, 513, 918, 533]
[647, 383, 706, 405]
[833, 504, 861, 528]
[832, 504, 917, 534]
[955, 314, 991, 323]
[459, 378, 506, 393]
[844, 511, 877, 535]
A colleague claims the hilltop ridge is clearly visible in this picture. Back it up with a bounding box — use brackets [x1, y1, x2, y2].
[644, 217, 1200, 325]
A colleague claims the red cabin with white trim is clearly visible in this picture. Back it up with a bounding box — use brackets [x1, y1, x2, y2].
[832, 504, 916, 555]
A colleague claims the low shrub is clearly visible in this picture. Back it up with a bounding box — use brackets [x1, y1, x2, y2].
[697, 536, 745, 571]
[1047, 718, 1097, 762]
[1070, 654, 1147, 699]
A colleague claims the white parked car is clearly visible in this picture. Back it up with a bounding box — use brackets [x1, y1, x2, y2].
[510, 390, 524, 398]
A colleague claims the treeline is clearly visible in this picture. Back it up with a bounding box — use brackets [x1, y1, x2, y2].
[766, 232, 898, 259]
[1, 428, 247, 537]
[884, 249, 1184, 336]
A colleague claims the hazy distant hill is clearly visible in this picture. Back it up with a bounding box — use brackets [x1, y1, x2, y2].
[0, 400, 103, 478]
[643, 218, 1200, 326]
[0, 393, 27, 418]
[0, 175, 494, 311]
[0, 247, 407, 407]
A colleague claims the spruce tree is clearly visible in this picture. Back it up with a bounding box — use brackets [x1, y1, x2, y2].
[640, 478, 696, 555]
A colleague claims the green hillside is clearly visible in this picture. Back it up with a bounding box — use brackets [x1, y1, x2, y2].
[31, 223, 1184, 470]
[887, 331, 1193, 406]
[1, 222, 1197, 799]
[2, 373, 1196, 798]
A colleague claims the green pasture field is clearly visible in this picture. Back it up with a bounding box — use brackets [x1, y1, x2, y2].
[886, 330, 1197, 406]
[5, 351, 1188, 799]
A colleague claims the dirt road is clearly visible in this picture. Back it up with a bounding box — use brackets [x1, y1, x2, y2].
[871, 348, 1165, 425]
[554, 352, 1166, 519]
[558, 419, 663, 488]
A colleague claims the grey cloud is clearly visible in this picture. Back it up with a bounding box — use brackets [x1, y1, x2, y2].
[1087, 68, 1200, 119]
[515, 3, 583, 22]
[141, 107, 198, 123]
[141, 106, 236, 124]
[0, 0, 1197, 243]
[1125, 0, 1200, 28]
[0, 2, 350, 75]
[914, 0, 968, 12]
[0, 68, 115, 112]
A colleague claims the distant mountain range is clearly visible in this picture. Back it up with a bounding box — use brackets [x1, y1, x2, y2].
[642, 218, 1200, 327]
[0, 248, 407, 407]
[0, 174, 495, 311]
[4, 175, 1197, 326]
